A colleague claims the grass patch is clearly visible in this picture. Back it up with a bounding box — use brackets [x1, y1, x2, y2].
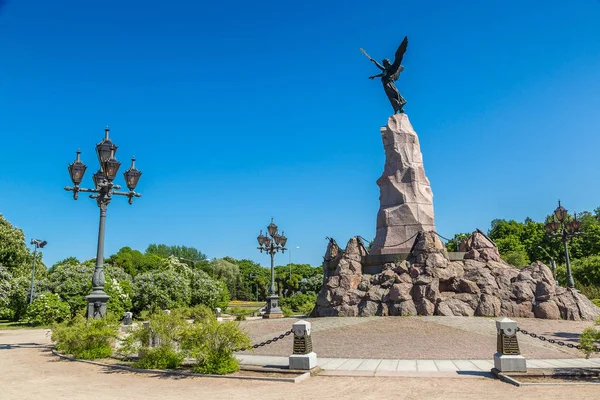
[0, 320, 46, 330]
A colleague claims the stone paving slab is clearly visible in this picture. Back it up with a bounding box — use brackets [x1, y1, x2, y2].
[396, 360, 417, 371]
[236, 354, 600, 375]
[416, 360, 437, 372]
[434, 360, 459, 372]
[377, 359, 399, 371]
[356, 359, 382, 371]
[452, 360, 482, 371]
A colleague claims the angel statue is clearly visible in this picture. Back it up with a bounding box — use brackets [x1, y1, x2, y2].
[362, 36, 408, 114]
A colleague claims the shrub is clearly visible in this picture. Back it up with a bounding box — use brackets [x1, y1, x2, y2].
[281, 306, 294, 317]
[134, 345, 184, 370]
[120, 312, 188, 369]
[297, 301, 315, 316]
[227, 307, 253, 321]
[280, 293, 317, 312]
[188, 304, 215, 321]
[190, 270, 230, 310]
[181, 318, 251, 375]
[174, 304, 216, 321]
[26, 293, 71, 326]
[51, 314, 119, 359]
[580, 316, 600, 358]
[132, 269, 191, 313]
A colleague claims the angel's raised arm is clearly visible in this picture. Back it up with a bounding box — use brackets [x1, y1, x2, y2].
[361, 48, 384, 70]
[370, 59, 385, 70]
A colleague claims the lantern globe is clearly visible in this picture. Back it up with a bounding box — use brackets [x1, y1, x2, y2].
[123, 157, 142, 190]
[103, 158, 121, 181]
[96, 127, 118, 165]
[93, 170, 106, 188]
[279, 232, 288, 248]
[554, 201, 568, 223]
[267, 219, 278, 237]
[68, 149, 87, 185]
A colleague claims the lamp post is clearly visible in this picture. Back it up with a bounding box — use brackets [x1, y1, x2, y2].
[536, 245, 557, 280]
[257, 218, 287, 318]
[28, 239, 47, 304]
[249, 273, 259, 301]
[64, 127, 142, 319]
[544, 200, 581, 289]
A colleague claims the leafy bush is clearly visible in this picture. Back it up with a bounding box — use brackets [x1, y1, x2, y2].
[227, 307, 253, 320]
[51, 314, 119, 359]
[281, 306, 294, 317]
[297, 301, 315, 316]
[26, 293, 70, 325]
[580, 316, 600, 358]
[120, 312, 188, 369]
[280, 293, 316, 312]
[134, 345, 184, 370]
[189, 270, 229, 310]
[132, 269, 191, 313]
[173, 304, 215, 321]
[5, 275, 30, 321]
[181, 317, 251, 375]
[0, 265, 12, 312]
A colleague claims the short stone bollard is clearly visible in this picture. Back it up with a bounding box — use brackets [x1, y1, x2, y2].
[493, 317, 527, 372]
[123, 312, 133, 325]
[289, 320, 317, 370]
[215, 307, 223, 322]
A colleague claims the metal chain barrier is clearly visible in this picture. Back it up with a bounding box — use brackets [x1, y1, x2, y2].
[517, 327, 600, 352]
[237, 329, 293, 352]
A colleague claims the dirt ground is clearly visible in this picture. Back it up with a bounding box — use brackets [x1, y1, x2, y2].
[2, 319, 600, 400]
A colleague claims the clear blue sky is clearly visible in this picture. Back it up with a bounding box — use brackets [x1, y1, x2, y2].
[1, 0, 600, 269]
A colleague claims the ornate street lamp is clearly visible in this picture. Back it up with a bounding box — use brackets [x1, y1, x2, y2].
[544, 200, 581, 288]
[64, 126, 142, 319]
[28, 239, 47, 304]
[257, 218, 287, 318]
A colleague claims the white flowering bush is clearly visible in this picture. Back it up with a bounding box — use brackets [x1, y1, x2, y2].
[133, 269, 192, 313]
[190, 270, 229, 310]
[47, 260, 133, 316]
[0, 265, 12, 318]
[26, 293, 71, 325]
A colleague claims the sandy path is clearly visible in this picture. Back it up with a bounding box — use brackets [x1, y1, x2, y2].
[2, 328, 600, 400]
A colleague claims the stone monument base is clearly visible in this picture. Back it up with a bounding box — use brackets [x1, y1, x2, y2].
[289, 352, 317, 370]
[494, 353, 527, 372]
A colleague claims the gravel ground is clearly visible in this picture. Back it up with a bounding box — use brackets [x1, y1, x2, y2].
[2, 328, 600, 400]
[237, 316, 598, 359]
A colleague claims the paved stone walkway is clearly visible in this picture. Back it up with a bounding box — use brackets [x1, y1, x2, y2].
[236, 354, 600, 376]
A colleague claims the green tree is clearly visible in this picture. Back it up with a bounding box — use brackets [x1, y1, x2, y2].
[0, 213, 46, 278]
[445, 232, 470, 252]
[106, 247, 163, 277]
[145, 244, 207, 263]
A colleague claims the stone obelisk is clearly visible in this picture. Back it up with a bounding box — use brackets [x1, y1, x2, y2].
[370, 113, 435, 254]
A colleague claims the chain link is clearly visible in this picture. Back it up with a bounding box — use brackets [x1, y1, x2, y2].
[237, 329, 293, 352]
[516, 327, 597, 352]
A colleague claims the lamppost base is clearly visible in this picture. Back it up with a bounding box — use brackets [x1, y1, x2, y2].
[263, 294, 284, 319]
[86, 290, 110, 319]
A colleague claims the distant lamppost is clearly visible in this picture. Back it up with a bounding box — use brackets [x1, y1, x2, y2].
[28, 239, 47, 304]
[64, 127, 142, 318]
[257, 218, 287, 318]
[544, 200, 581, 289]
[249, 273, 259, 301]
[537, 245, 557, 280]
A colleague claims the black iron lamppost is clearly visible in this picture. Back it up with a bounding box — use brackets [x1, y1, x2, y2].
[28, 239, 47, 304]
[257, 218, 287, 318]
[544, 200, 581, 289]
[65, 127, 142, 319]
